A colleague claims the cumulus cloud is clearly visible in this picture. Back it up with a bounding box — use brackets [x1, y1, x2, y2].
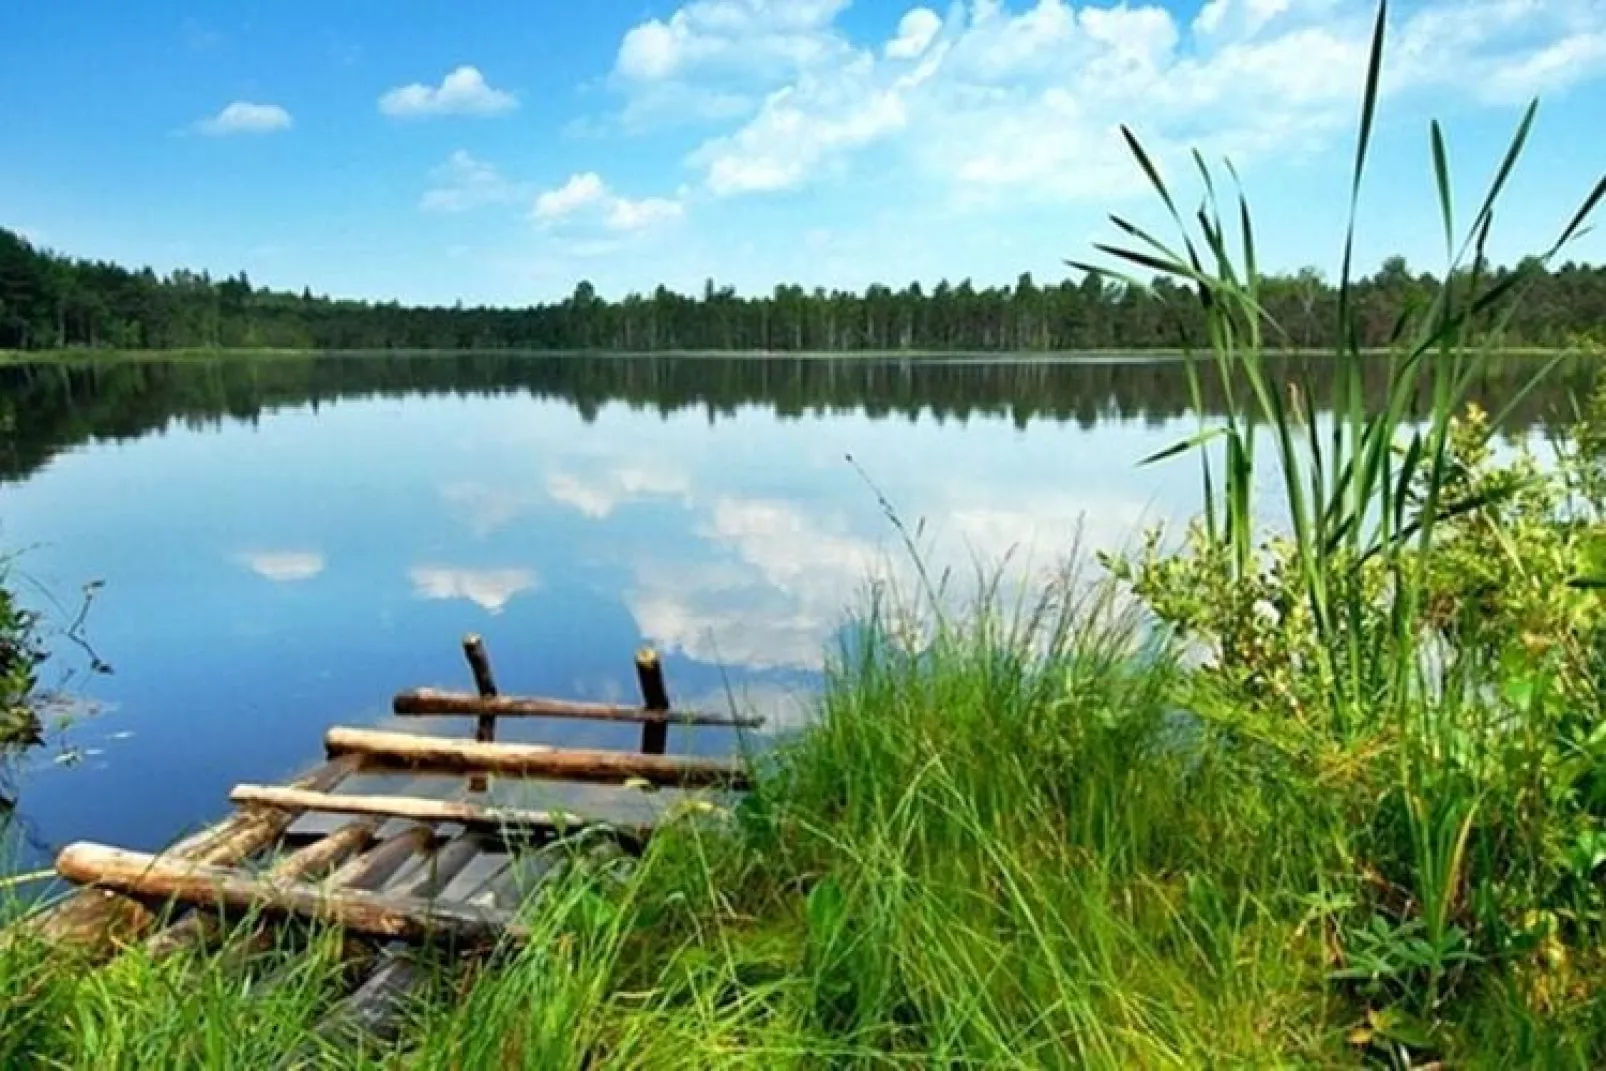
[533, 172, 685, 231]
[380, 66, 517, 118]
[886, 8, 943, 59]
[533, 172, 609, 220]
[545, 460, 692, 519]
[409, 565, 538, 614]
[237, 550, 324, 581]
[614, 0, 852, 83]
[194, 102, 293, 136]
[602, 0, 1606, 204]
[420, 150, 526, 212]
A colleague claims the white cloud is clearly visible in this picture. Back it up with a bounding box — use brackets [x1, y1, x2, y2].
[408, 565, 538, 614]
[379, 66, 517, 118]
[695, 59, 908, 195]
[533, 173, 686, 232]
[194, 102, 293, 136]
[420, 150, 525, 212]
[614, 0, 852, 83]
[607, 196, 686, 231]
[546, 461, 692, 519]
[886, 8, 943, 59]
[439, 482, 543, 537]
[1478, 31, 1606, 101]
[627, 497, 884, 670]
[600, 0, 1606, 206]
[237, 550, 324, 582]
[533, 172, 609, 220]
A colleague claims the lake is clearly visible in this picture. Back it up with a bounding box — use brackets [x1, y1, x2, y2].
[0, 352, 1592, 872]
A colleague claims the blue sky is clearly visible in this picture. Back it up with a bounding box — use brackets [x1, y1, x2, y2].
[2, 0, 1603, 306]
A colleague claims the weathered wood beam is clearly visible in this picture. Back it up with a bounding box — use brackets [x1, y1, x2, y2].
[144, 818, 379, 959]
[392, 688, 762, 729]
[636, 647, 672, 755]
[325, 726, 751, 788]
[14, 755, 361, 955]
[54, 843, 524, 947]
[461, 634, 499, 793]
[228, 785, 649, 841]
[324, 826, 434, 892]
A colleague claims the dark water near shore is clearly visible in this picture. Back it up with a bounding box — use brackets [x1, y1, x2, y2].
[0, 352, 1593, 871]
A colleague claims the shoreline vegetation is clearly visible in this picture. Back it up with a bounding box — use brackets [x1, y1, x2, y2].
[0, 344, 1593, 367]
[5, 4, 1606, 1066]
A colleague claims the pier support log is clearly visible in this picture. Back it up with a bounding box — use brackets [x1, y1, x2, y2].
[144, 818, 379, 959]
[325, 727, 749, 788]
[635, 648, 671, 755]
[462, 634, 498, 793]
[228, 785, 648, 841]
[392, 689, 761, 729]
[324, 826, 435, 892]
[54, 844, 524, 948]
[17, 756, 360, 956]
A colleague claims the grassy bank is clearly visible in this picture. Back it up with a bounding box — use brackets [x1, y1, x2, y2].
[2, 557, 1602, 1067]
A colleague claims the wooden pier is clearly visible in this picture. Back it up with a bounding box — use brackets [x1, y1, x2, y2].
[12, 637, 757, 1050]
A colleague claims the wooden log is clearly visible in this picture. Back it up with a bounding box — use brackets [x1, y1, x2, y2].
[15, 756, 360, 955]
[325, 726, 750, 788]
[636, 647, 671, 755]
[54, 843, 525, 947]
[228, 785, 648, 841]
[462, 634, 498, 792]
[324, 826, 435, 892]
[143, 818, 379, 959]
[392, 688, 763, 728]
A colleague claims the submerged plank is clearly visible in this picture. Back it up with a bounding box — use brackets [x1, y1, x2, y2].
[393, 688, 763, 728]
[325, 726, 751, 788]
[55, 843, 525, 947]
[228, 785, 649, 840]
[15, 756, 361, 955]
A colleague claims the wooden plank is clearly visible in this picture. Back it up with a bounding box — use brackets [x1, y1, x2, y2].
[228, 785, 649, 841]
[299, 839, 577, 1060]
[325, 726, 750, 788]
[144, 818, 379, 959]
[392, 688, 762, 729]
[54, 843, 525, 947]
[635, 647, 671, 755]
[324, 826, 435, 892]
[13, 755, 361, 955]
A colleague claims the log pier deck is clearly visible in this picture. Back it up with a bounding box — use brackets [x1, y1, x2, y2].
[13, 637, 759, 1050]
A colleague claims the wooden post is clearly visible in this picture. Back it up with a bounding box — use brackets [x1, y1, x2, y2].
[462, 634, 498, 792]
[635, 647, 670, 756]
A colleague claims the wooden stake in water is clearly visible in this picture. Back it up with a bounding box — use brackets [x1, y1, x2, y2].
[462, 634, 498, 791]
[635, 647, 671, 756]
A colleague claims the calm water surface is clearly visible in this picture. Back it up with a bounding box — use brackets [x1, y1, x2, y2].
[0, 353, 1589, 870]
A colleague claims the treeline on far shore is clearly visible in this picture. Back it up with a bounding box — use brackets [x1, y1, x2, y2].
[4, 226, 1605, 355]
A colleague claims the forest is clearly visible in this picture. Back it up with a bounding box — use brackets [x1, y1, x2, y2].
[4, 226, 1605, 355]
